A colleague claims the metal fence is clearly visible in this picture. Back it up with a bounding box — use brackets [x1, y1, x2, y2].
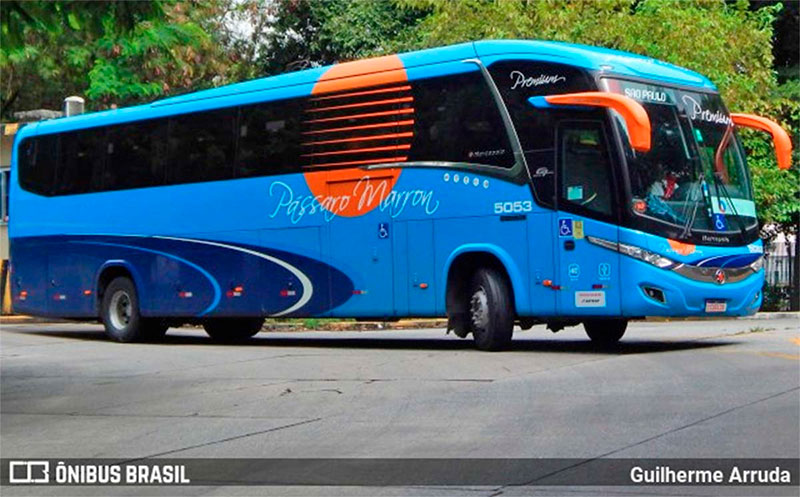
[764, 254, 792, 286]
[765, 239, 795, 287]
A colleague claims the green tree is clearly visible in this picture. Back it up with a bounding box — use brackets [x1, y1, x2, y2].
[1, 1, 226, 117]
[0, 0, 165, 51]
[241, 0, 428, 76]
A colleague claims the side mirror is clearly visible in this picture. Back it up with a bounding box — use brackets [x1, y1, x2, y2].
[529, 92, 651, 153]
[730, 113, 793, 170]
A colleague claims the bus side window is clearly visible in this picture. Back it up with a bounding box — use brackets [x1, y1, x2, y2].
[558, 123, 614, 219]
[488, 60, 595, 209]
[409, 72, 514, 168]
[106, 120, 162, 190]
[169, 108, 236, 184]
[57, 128, 105, 195]
[237, 99, 302, 178]
[19, 135, 58, 196]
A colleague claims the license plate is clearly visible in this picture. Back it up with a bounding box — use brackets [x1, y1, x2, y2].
[705, 300, 727, 313]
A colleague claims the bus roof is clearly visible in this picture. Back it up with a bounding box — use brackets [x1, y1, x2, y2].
[156, 40, 714, 106]
[19, 39, 715, 140]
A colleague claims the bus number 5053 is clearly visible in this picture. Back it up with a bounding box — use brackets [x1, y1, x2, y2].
[494, 201, 533, 214]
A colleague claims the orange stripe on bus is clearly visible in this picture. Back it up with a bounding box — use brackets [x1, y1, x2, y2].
[302, 144, 411, 158]
[302, 131, 414, 147]
[304, 156, 407, 169]
[307, 96, 414, 113]
[311, 85, 412, 102]
[302, 119, 415, 136]
[304, 108, 414, 125]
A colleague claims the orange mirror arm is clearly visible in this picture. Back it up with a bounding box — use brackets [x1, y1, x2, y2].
[730, 113, 793, 170]
[544, 92, 651, 152]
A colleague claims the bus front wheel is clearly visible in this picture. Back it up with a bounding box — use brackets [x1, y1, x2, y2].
[468, 267, 514, 351]
[203, 318, 265, 342]
[583, 319, 628, 346]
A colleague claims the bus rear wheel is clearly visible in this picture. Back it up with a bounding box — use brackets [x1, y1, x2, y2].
[203, 318, 265, 342]
[468, 267, 514, 351]
[101, 276, 147, 342]
[583, 319, 628, 346]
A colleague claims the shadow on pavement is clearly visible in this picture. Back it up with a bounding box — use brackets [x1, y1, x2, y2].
[3, 326, 737, 355]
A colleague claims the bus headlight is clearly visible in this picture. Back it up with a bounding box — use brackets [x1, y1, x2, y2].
[617, 242, 677, 269]
[749, 256, 763, 272]
[587, 236, 677, 269]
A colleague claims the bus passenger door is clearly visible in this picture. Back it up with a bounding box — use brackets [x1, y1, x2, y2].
[554, 121, 621, 316]
[326, 173, 395, 317]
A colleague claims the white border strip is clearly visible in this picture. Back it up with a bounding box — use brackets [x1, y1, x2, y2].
[155, 236, 314, 317]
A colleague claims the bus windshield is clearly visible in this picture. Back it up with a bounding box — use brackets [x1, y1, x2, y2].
[602, 78, 757, 244]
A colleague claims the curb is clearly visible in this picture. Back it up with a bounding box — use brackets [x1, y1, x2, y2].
[1, 315, 72, 325]
[745, 312, 800, 320]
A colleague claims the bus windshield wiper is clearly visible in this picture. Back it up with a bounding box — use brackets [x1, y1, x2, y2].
[710, 171, 747, 244]
[676, 112, 711, 239]
[678, 156, 707, 239]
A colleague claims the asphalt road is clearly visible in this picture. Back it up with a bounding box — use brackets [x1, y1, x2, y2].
[1, 318, 798, 496]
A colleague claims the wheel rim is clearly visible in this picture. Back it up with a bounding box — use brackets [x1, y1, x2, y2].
[470, 286, 489, 334]
[109, 290, 132, 330]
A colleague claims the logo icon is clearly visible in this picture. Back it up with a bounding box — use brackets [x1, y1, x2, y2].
[568, 263, 580, 280]
[714, 269, 726, 285]
[9, 461, 50, 484]
[598, 263, 612, 280]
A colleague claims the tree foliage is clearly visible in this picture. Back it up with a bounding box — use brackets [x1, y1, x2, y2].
[0, 1, 225, 115]
[1, 0, 165, 51]
[232, 0, 427, 77]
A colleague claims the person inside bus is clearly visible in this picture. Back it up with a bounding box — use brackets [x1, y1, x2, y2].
[648, 162, 680, 200]
[646, 160, 694, 224]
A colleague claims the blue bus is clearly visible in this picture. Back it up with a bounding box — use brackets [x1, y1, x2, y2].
[9, 40, 792, 350]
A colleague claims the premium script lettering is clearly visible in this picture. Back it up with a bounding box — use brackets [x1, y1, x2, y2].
[681, 95, 732, 126]
[509, 71, 566, 90]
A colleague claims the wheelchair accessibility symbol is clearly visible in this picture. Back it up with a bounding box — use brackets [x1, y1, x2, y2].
[378, 222, 390, 239]
[713, 214, 727, 232]
[558, 218, 573, 237]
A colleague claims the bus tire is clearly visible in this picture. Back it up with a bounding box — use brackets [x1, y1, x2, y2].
[584, 319, 627, 346]
[203, 318, 265, 342]
[468, 267, 514, 351]
[101, 276, 145, 343]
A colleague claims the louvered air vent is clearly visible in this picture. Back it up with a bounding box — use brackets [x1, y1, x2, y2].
[301, 84, 415, 169]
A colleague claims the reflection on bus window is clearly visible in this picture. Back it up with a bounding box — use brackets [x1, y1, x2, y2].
[560, 124, 613, 218]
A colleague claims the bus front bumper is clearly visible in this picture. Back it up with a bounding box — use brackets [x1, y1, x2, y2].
[621, 258, 764, 317]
